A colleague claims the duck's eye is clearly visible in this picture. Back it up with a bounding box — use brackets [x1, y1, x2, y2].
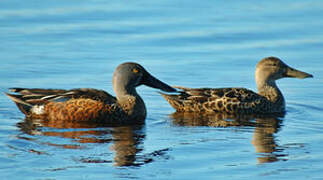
[272, 63, 277, 66]
[132, 68, 139, 73]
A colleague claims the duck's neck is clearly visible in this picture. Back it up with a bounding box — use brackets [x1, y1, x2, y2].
[114, 86, 146, 119]
[256, 77, 285, 108]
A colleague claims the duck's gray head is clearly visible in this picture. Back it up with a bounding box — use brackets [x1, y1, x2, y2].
[112, 62, 176, 95]
[255, 57, 313, 82]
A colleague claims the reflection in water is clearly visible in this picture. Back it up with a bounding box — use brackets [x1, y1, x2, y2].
[17, 118, 147, 166]
[110, 126, 144, 166]
[251, 118, 284, 163]
[171, 112, 286, 163]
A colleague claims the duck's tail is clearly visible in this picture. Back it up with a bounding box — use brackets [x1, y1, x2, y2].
[5, 88, 55, 115]
[5, 93, 34, 115]
[159, 92, 185, 112]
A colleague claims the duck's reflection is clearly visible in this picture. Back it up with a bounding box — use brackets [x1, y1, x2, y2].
[17, 118, 146, 166]
[171, 112, 286, 164]
[251, 117, 283, 163]
[110, 126, 144, 166]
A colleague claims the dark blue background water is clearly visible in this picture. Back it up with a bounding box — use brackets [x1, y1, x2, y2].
[1, 0, 323, 179]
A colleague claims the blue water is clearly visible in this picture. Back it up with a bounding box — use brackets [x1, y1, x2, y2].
[1, 0, 323, 179]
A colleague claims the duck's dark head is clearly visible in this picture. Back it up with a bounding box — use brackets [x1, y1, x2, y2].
[113, 62, 176, 95]
[256, 57, 313, 83]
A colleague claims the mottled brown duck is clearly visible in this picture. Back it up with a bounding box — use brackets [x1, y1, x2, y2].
[6, 62, 176, 125]
[161, 57, 313, 114]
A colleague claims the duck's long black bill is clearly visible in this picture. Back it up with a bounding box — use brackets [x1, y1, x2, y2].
[141, 72, 177, 92]
[285, 66, 313, 79]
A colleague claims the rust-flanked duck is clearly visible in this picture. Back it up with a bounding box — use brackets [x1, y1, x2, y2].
[6, 62, 176, 124]
[161, 57, 313, 114]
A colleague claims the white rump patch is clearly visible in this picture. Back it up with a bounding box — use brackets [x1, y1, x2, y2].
[31, 105, 45, 115]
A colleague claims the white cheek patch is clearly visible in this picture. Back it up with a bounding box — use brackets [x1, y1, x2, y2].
[31, 105, 45, 115]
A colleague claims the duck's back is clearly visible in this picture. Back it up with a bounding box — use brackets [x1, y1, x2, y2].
[161, 86, 279, 114]
[6, 88, 130, 123]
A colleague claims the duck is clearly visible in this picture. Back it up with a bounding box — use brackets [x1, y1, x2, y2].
[160, 57, 313, 114]
[6, 62, 177, 125]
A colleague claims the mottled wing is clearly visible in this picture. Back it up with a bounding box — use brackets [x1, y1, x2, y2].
[162, 86, 269, 113]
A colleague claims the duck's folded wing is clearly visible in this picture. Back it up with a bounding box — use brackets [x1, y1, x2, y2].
[176, 87, 263, 102]
[163, 86, 268, 113]
[6, 88, 121, 120]
[9, 88, 116, 104]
